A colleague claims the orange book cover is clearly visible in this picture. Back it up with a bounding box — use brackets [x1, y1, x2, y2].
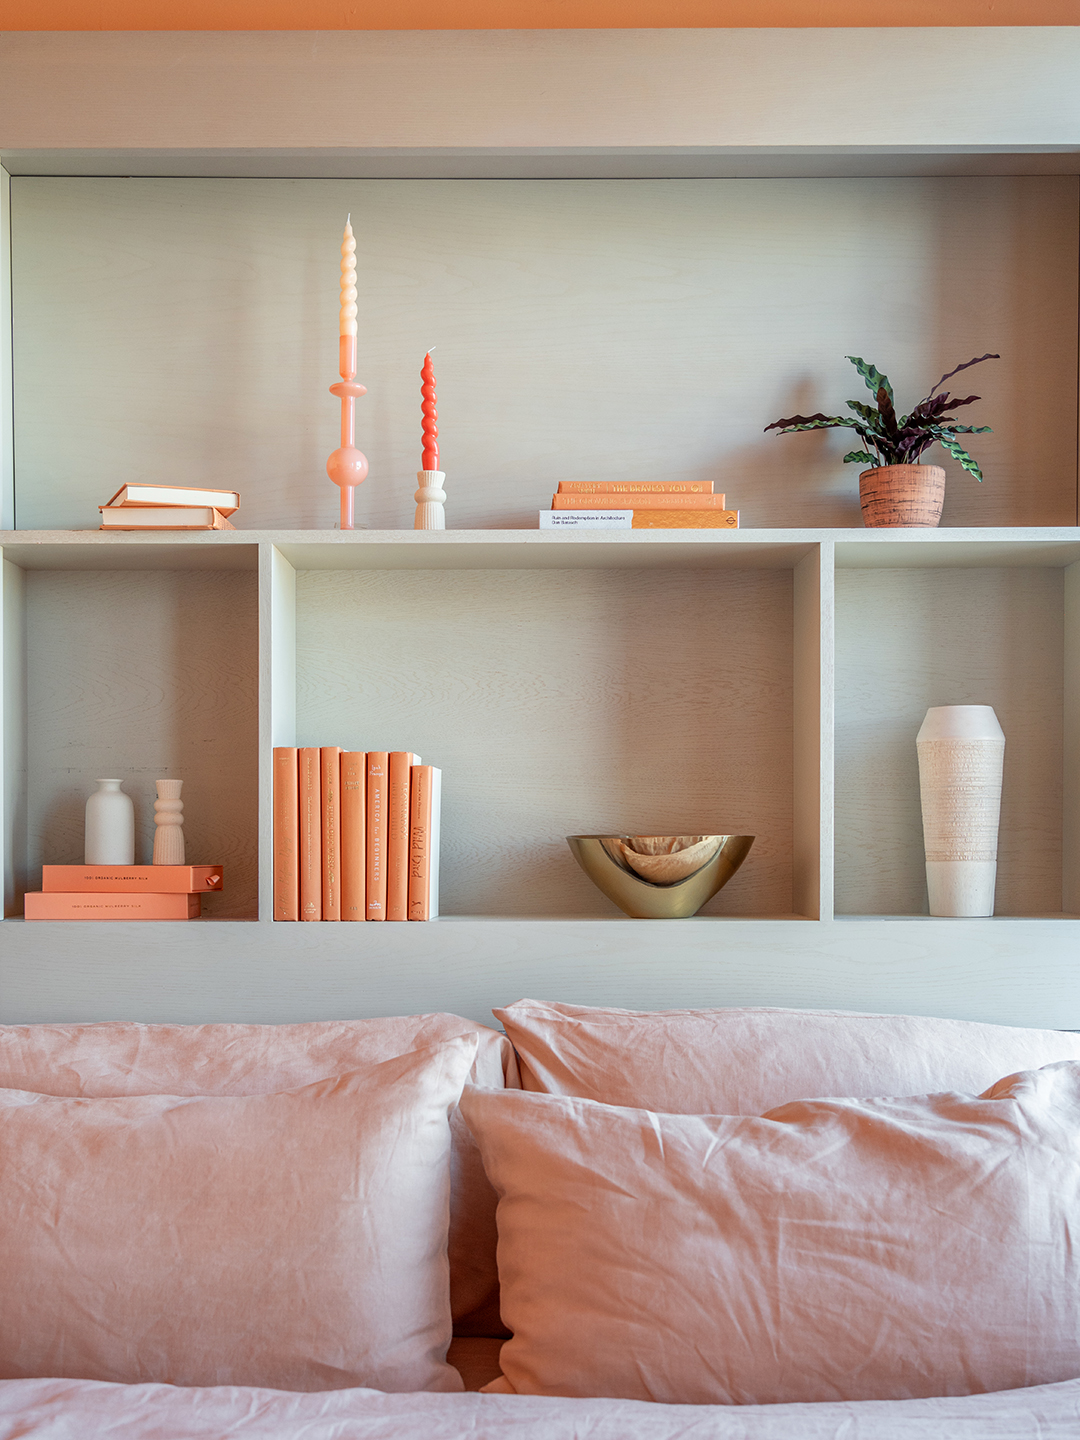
[552, 492, 731, 510]
[272, 747, 299, 920]
[25, 892, 201, 920]
[631, 510, 739, 529]
[43, 864, 223, 894]
[298, 747, 322, 921]
[408, 766, 442, 921]
[366, 752, 389, 920]
[321, 746, 342, 921]
[340, 752, 366, 920]
[386, 751, 421, 922]
[557, 482, 719, 499]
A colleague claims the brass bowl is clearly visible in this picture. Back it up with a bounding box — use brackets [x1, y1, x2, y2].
[567, 834, 755, 919]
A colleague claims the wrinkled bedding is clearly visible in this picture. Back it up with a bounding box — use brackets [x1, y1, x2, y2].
[1, 1377, 1079, 1439]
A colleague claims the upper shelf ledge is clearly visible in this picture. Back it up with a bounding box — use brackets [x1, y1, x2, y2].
[4, 528, 1080, 572]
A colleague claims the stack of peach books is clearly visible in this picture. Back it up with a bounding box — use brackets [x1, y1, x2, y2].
[539, 480, 738, 529]
[99, 484, 240, 531]
[273, 748, 441, 922]
[24, 865, 224, 920]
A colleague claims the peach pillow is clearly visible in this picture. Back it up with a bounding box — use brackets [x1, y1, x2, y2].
[0, 1036, 477, 1391]
[461, 1066, 1080, 1405]
[495, 998, 1080, 1112]
[0, 1015, 516, 1335]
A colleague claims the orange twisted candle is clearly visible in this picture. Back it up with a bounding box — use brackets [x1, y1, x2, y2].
[421, 351, 439, 473]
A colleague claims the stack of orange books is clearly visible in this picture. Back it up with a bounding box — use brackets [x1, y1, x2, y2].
[273, 748, 441, 922]
[98, 484, 240, 531]
[539, 481, 739, 530]
[24, 865, 224, 920]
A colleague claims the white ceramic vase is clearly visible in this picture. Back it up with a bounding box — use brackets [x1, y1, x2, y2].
[84, 778, 135, 865]
[152, 778, 185, 865]
[916, 706, 1005, 917]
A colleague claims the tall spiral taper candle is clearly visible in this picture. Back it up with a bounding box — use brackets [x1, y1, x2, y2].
[326, 218, 368, 530]
[414, 350, 446, 530]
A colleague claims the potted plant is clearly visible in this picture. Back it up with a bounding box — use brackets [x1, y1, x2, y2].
[764, 353, 999, 527]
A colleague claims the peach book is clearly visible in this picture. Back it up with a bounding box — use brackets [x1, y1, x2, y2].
[340, 752, 366, 921]
[366, 753, 389, 920]
[273, 748, 299, 921]
[321, 747, 342, 921]
[552, 492, 732, 510]
[25, 893, 202, 920]
[408, 766, 442, 922]
[299, 747, 322, 921]
[386, 752, 421, 922]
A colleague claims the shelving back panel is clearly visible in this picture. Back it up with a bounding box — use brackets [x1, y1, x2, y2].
[834, 565, 1066, 917]
[293, 565, 794, 918]
[18, 568, 259, 919]
[10, 175, 1078, 534]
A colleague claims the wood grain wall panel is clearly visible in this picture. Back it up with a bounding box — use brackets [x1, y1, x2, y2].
[835, 567, 1064, 916]
[23, 569, 259, 917]
[11, 176, 1077, 534]
[294, 565, 793, 917]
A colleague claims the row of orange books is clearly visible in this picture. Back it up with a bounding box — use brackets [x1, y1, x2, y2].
[539, 480, 739, 530]
[274, 748, 441, 921]
[24, 864, 224, 921]
[99, 483, 240, 531]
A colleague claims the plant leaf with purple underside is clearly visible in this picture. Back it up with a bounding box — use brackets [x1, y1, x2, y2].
[928, 353, 1000, 397]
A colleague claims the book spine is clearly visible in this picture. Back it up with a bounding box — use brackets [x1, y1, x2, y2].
[25, 892, 201, 920]
[386, 751, 420, 921]
[366, 752, 389, 920]
[408, 766, 442, 921]
[321, 746, 342, 921]
[552, 492, 730, 510]
[42, 864, 223, 893]
[340, 751, 366, 920]
[298, 747, 322, 921]
[557, 482, 719, 498]
[631, 510, 739, 529]
[272, 748, 299, 920]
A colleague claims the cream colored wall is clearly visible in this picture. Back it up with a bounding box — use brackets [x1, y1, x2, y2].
[10, 175, 1078, 534]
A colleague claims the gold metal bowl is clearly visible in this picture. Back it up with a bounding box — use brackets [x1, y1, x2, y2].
[566, 834, 755, 919]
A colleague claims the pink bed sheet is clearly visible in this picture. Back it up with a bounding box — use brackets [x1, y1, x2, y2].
[0, 1377, 1078, 1439]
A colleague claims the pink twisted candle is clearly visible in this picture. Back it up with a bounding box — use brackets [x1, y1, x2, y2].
[327, 218, 368, 529]
[421, 352, 439, 473]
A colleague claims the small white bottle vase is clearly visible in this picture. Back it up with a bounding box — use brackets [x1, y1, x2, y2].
[84, 779, 135, 865]
[916, 705, 1005, 918]
[153, 779, 185, 865]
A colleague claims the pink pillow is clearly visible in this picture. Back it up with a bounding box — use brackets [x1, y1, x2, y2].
[461, 1066, 1080, 1405]
[495, 998, 1080, 1112]
[0, 1037, 476, 1391]
[0, 1015, 516, 1335]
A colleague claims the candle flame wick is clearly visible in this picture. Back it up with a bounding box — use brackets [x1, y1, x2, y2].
[346, 213, 351, 224]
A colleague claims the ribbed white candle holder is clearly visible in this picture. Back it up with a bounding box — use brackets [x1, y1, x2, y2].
[414, 471, 447, 530]
[916, 705, 1005, 917]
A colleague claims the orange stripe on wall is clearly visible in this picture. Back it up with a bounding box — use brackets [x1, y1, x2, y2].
[3, 1, 1080, 27]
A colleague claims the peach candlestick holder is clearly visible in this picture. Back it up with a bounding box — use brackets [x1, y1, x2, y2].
[326, 221, 368, 530]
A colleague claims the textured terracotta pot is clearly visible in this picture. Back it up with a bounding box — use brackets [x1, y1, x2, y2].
[859, 464, 946, 528]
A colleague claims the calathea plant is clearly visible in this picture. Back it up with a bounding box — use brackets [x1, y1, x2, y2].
[764, 353, 1000, 481]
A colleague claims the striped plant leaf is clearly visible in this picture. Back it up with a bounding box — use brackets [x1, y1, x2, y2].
[842, 449, 878, 466]
[936, 435, 985, 481]
[846, 355, 894, 402]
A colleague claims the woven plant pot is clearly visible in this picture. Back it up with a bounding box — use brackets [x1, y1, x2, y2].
[859, 464, 946, 528]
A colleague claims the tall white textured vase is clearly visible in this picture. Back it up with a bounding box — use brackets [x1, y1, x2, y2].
[84, 779, 135, 865]
[916, 705, 1005, 917]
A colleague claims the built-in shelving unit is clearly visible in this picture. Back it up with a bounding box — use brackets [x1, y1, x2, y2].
[2, 27, 1079, 1029]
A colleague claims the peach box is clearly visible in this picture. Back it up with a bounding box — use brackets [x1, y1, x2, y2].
[42, 865, 223, 894]
[25, 892, 202, 920]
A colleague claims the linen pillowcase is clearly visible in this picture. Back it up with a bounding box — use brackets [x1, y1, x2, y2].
[0, 1036, 477, 1392]
[495, 997, 1080, 1113]
[0, 1014, 516, 1335]
[461, 1065, 1080, 1405]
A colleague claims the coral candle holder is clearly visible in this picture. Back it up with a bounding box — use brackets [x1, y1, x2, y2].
[326, 221, 368, 530]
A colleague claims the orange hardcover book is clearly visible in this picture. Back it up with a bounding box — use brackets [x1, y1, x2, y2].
[43, 864, 223, 894]
[557, 482, 719, 499]
[552, 492, 731, 510]
[340, 752, 366, 920]
[408, 766, 442, 921]
[366, 752, 389, 920]
[25, 891, 201, 920]
[298, 746, 322, 921]
[386, 751, 421, 922]
[106, 483, 240, 516]
[98, 505, 236, 530]
[321, 746, 342, 921]
[273, 747, 299, 920]
[631, 509, 739, 529]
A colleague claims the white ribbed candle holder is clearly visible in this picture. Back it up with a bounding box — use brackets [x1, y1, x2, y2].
[153, 778, 185, 865]
[414, 470, 446, 530]
[916, 705, 1005, 917]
